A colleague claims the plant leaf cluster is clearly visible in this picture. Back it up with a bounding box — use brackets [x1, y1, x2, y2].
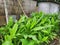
[0, 12, 59, 45]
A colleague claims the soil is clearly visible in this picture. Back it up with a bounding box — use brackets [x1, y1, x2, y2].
[50, 38, 60, 45]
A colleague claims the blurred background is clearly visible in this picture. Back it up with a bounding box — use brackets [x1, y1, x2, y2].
[0, 0, 60, 26]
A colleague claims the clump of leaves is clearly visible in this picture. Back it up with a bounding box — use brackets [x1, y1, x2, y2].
[17, 12, 59, 45]
[0, 12, 59, 45]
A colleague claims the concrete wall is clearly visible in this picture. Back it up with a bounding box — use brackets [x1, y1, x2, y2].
[38, 2, 59, 14]
[22, 0, 37, 13]
[0, 0, 22, 15]
[0, 16, 6, 26]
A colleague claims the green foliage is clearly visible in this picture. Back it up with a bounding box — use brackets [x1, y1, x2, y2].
[0, 12, 59, 45]
[2, 22, 18, 45]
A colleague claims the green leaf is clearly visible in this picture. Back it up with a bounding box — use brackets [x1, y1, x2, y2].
[30, 17, 37, 29]
[42, 36, 48, 42]
[2, 41, 13, 45]
[10, 22, 18, 39]
[21, 39, 29, 45]
[26, 18, 31, 29]
[39, 17, 48, 25]
[23, 35, 38, 41]
[28, 40, 35, 45]
[42, 30, 49, 34]
[5, 35, 11, 41]
[36, 13, 44, 24]
[7, 17, 14, 27]
[38, 33, 42, 42]
[28, 35, 38, 41]
[19, 15, 27, 23]
[51, 17, 55, 24]
[32, 25, 54, 31]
